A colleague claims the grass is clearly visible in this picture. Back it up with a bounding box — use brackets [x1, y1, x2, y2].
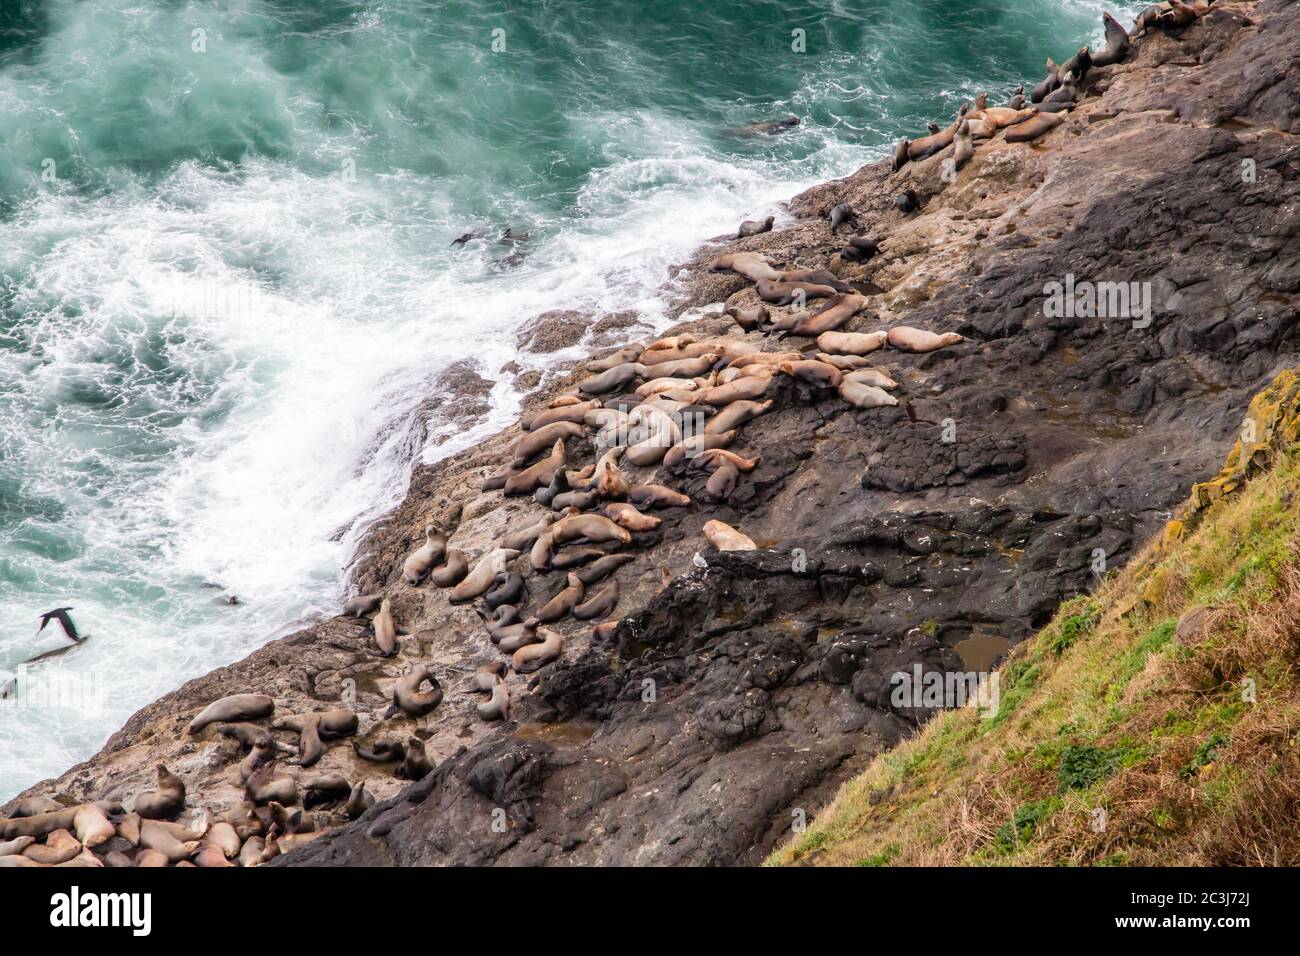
[769, 369, 1300, 867]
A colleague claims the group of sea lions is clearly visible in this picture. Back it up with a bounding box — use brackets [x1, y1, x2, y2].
[1, 693, 381, 867]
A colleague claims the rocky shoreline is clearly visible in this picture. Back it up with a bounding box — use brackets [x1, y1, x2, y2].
[4, 0, 1298, 867]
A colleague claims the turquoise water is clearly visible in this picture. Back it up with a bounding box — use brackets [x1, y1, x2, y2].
[0, 0, 1145, 798]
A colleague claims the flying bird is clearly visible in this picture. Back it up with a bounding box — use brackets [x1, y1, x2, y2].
[36, 607, 84, 643]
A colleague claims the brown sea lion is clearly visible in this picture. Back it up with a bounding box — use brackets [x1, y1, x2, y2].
[244, 763, 298, 807]
[725, 304, 770, 331]
[604, 501, 661, 531]
[538, 573, 585, 623]
[206, 821, 242, 858]
[700, 377, 771, 405]
[1030, 57, 1060, 103]
[386, 665, 444, 718]
[301, 775, 351, 811]
[473, 662, 510, 722]
[892, 137, 910, 170]
[842, 367, 898, 389]
[503, 439, 567, 495]
[907, 120, 958, 160]
[952, 119, 974, 171]
[500, 514, 555, 552]
[573, 579, 619, 621]
[498, 616, 543, 654]
[663, 430, 736, 470]
[1092, 11, 1132, 66]
[290, 714, 325, 767]
[396, 737, 432, 781]
[705, 462, 739, 502]
[344, 781, 375, 820]
[575, 553, 636, 586]
[780, 294, 867, 337]
[21, 828, 80, 865]
[272, 708, 358, 740]
[134, 765, 186, 820]
[778, 359, 842, 388]
[755, 278, 838, 305]
[522, 399, 601, 431]
[737, 215, 774, 238]
[138, 820, 199, 864]
[579, 363, 643, 396]
[187, 693, 275, 734]
[0, 836, 36, 857]
[342, 593, 382, 617]
[585, 346, 643, 373]
[512, 421, 584, 468]
[353, 738, 405, 763]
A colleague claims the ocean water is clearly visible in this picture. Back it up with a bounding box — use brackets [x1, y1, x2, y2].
[0, 0, 1147, 798]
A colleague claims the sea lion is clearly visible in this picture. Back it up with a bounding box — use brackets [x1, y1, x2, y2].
[887, 326, 964, 352]
[1005, 111, 1064, 142]
[842, 367, 899, 389]
[134, 765, 186, 820]
[503, 439, 567, 495]
[342, 593, 382, 617]
[907, 121, 958, 160]
[512, 421, 584, 468]
[663, 430, 736, 470]
[575, 553, 636, 586]
[725, 304, 771, 331]
[232, 738, 271, 781]
[135, 849, 170, 867]
[729, 114, 799, 137]
[952, 119, 974, 170]
[700, 377, 770, 405]
[603, 501, 661, 532]
[386, 665, 444, 718]
[473, 663, 511, 721]
[551, 546, 609, 569]
[238, 837, 266, 867]
[218, 721, 275, 752]
[289, 714, 325, 767]
[551, 490, 599, 511]
[402, 525, 447, 585]
[193, 842, 233, 868]
[1007, 85, 1026, 110]
[1, 806, 80, 841]
[704, 399, 772, 435]
[892, 137, 910, 171]
[498, 616, 542, 654]
[737, 216, 774, 239]
[573, 579, 619, 621]
[429, 549, 470, 587]
[477, 604, 524, 644]
[627, 484, 691, 509]
[138, 820, 200, 864]
[586, 346, 642, 373]
[344, 781, 374, 820]
[301, 775, 351, 811]
[0, 836, 36, 857]
[705, 462, 739, 502]
[1061, 46, 1093, 83]
[512, 627, 563, 674]
[353, 738, 405, 763]
[703, 519, 757, 552]
[817, 329, 888, 355]
[829, 202, 856, 234]
[709, 252, 783, 282]
[551, 513, 633, 547]
[1030, 57, 1060, 103]
[9, 796, 64, 818]
[268, 708, 356, 740]
[778, 359, 842, 388]
[205, 821, 242, 858]
[689, 448, 760, 474]
[895, 189, 921, 214]
[1044, 70, 1078, 105]
[641, 354, 717, 379]
[22, 828, 81, 865]
[396, 737, 432, 782]
[538, 573, 585, 623]
[187, 693, 275, 734]
[579, 363, 644, 397]
[372, 596, 398, 656]
[755, 278, 838, 306]
[449, 548, 521, 603]
[535, 467, 571, 507]
[781, 293, 867, 337]
[522, 399, 601, 431]
[484, 571, 527, 610]
[840, 236, 880, 264]
[1091, 12, 1132, 66]
[815, 352, 873, 371]
[245, 763, 298, 807]
[839, 380, 900, 408]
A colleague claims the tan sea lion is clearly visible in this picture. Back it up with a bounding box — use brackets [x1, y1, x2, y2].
[579, 363, 643, 396]
[778, 293, 867, 337]
[1004, 111, 1064, 143]
[725, 304, 771, 331]
[449, 547, 521, 603]
[690, 448, 760, 473]
[402, 525, 447, 585]
[289, 714, 325, 767]
[703, 519, 757, 552]
[386, 665, 444, 718]
[816, 329, 888, 355]
[512, 627, 564, 673]
[907, 120, 958, 160]
[0, 836, 36, 857]
[573, 579, 619, 621]
[843, 367, 899, 389]
[952, 119, 974, 170]
[755, 279, 838, 305]
[372, 596, 398, 656]
[187, 693, 275, 734]
[134, 765, 186, 820]
[344, 781, 375, 820]
[342, 593, 382, 617]
[551, 513, 632, 546]
[700, 377, 771, 405]
[604, 501, 661, 532]
[193, 842, 233, 867]
[709, 251, 783, 282]
[575, 553, 636, 586]
[8, 796, 63, 818]
[705, 462, 739, 501]
[138, 820, 199, 864]
[429, 549, 470, 586]
[498, 616, 542, 654]
[585, 346, 643, 373]
[207, 821, 242, 858]
[628, 484, 691, 509]
[134, 848, 170, 867]
[887, 326, 965, 352]
[815, 352, 874, 370]
[663, 430, 736, 470]
[21, 828, 81, 865]
[245, 763, 299, 807]
[522, 399, 601, 431]
[500, 514, 555, 552]
[273, 708, 357, 739]
[839, 381, 900, 408]
[728, 351, 800, 368]
[737, 215, 774, 238]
